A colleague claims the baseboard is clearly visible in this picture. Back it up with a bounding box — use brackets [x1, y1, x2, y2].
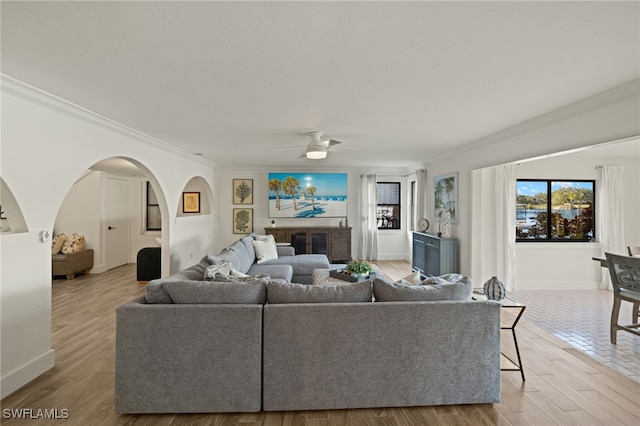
[1, 350, 55, 399]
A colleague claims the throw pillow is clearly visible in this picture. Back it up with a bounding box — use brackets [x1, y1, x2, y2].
[203, 260, 232, 280]
[253, 235, 278, 264]
[230, 269, 250, 278]
[51, 233, 67, 255]
[163, 278, 268, 304]
[267, 280, 372, 304]
[421, 273, 466, 285]
[397, 270, 422, 285]
[373, 276, 472, 302]
[61, 233, 86, 254]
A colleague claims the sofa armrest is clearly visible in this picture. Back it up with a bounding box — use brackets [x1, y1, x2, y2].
[277, 245, 295, 256]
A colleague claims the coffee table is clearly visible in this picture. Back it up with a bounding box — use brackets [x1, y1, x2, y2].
[312, 268, 378, 285]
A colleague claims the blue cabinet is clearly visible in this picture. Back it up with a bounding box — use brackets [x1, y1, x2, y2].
[412, 232, 457, 277]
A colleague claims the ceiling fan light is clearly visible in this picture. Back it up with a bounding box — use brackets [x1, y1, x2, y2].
[306, 150, 327, 159]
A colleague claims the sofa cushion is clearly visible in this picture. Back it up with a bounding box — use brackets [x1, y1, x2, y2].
[51, 233, 67, 255]
[247, 264, 293, 283]
[162, 278, 268, 304]
[267, 280, 372, 304]
[373, 275, 472, 302]
[261, 254, 330, 276]
[253, 235, 278, 264]
[219, 239, 255, 273]
[145, 260, 210, 303]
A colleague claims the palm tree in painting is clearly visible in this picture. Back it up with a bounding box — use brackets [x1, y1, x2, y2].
[444, 176, 455, 218]
[282, 176, 300, 210]
[307, 186, 317, 209]
[269, 178, 282, 210]
[434, 180, 445, 217]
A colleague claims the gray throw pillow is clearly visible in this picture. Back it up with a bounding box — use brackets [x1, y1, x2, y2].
[163, 278, 268, 304]
[267, 280, 372, 304]
[373, 276, 472, 302]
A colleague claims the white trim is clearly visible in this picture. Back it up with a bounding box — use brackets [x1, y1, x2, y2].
[1, 74, 215, 168]
[428, 79, 640, 163]
[0, 350, 55, 399]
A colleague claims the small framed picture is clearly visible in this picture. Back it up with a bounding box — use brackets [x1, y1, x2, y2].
[233, 208, 253, 234]
[182, 192, 200, 213]
[233, 179, 253, 204]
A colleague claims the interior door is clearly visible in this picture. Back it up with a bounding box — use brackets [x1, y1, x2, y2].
[104, 176, 130, 270]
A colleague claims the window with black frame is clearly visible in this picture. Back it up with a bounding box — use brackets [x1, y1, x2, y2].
[377, 182, 401, 229]
[516, 179, 594, 241]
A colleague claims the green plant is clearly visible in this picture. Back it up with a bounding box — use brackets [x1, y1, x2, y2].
[345, 260, 373, 275]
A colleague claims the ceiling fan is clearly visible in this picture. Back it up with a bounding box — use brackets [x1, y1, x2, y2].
[267, 132, 343, 159]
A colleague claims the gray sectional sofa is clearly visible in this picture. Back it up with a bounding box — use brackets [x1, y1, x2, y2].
[115, 263, 501, 414]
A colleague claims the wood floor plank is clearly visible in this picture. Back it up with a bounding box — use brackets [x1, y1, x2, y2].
[2, 261, 639, 425]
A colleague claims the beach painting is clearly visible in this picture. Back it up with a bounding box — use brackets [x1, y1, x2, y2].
[268, 172, 347, 218]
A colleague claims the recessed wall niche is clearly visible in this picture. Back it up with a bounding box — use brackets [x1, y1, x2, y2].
[177, 176, 213, 217]
[0, 178, 28, 233]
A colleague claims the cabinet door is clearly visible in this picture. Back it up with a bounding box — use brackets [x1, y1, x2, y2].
[425, 237, 441, 276]
[412, 235, 426, 275]
[290, 231, 308, 255]
[310, 231, 329, 256]
[331, 229, 352, 262]
[265, 228, 288, 243]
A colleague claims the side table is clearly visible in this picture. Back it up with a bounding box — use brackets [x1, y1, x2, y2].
[473, 291, 526, 381]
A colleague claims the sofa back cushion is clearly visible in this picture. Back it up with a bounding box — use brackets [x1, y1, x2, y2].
[162, 277, 268, 304]
[145, 260, 210, 303]
[267, 280, 372, 304]
[218, 237, 255, 273]
[373, 275, 472, 302]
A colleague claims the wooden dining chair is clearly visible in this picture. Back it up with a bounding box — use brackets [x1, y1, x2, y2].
[604, 252, 640, 344]
[627, 246, 640, 256]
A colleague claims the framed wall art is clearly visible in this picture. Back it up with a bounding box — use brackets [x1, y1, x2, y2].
[433, 172, 458, 223]
[233, 208, 253, 234]
[233, 179, 253, 204]
[182, 192, 200, 213]
[268, 172, 347, 218]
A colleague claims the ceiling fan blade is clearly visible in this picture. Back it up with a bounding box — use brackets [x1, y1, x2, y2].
[266, 145, 306, 151]
[327, 139, 342, 147]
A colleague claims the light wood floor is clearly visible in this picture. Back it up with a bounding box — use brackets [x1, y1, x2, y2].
[2, 261, 639, 425]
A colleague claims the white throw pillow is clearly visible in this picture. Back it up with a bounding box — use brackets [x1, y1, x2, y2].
[253, 237, 278, 264]
[397, 270, 422, 285]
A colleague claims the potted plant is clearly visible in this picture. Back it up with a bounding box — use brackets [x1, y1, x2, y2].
[344, 260, 374, 278]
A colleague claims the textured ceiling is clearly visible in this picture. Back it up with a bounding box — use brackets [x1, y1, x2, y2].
[2, 1, 639, 168]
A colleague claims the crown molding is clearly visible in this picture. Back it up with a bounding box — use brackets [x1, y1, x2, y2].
[1, 74, 216, 169]
[428, 78, 640, 163]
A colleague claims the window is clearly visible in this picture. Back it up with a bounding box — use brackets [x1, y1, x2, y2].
[377, 182, 401, 229]
[516, 179, 594, 241]
[146, 181, 161, 231]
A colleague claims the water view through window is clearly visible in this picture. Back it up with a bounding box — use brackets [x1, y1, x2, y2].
[516, 180, 595, 241]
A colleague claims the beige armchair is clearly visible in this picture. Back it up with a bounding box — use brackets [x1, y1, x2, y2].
[52, 249, 94, 280]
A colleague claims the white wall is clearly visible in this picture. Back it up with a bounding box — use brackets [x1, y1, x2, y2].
[0, 76, 217, 398]
[54, 171, 103, 269]
[513, 152, 640, 290]
[214, 167, 408, 260]
[427, 79, 640, 288]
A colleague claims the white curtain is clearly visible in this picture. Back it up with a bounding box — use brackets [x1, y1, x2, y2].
[597, 165, 625, 290]
[415, 169, 428, 223]
[495, 164, 517, 291]
[358, 174, 378, 260]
